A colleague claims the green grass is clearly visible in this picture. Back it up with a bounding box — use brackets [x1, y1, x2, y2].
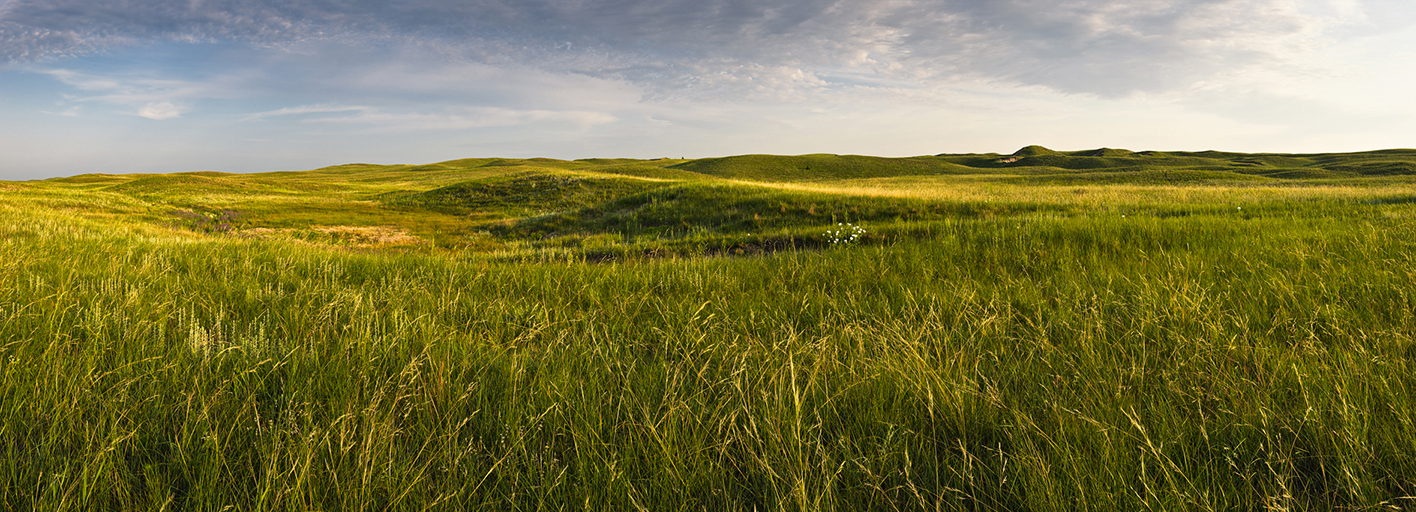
[3, 147, 1416, 510]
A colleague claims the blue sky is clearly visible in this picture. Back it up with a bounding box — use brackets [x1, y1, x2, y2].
[2, 0, 1415, 179]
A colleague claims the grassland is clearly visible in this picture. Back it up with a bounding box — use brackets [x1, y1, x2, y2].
[3, 146, 1416, 510]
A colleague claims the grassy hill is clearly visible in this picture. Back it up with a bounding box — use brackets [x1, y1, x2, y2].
[3, 147, 1416, 510]
[9, 145, 1416, 255]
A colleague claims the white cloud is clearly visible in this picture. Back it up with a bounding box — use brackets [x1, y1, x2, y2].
[302, 107, 617, 133]
[23, 66, 253, 123]
[137, 101, 184, 119]
[240, 101, 619, 133]
[240, 104, 373, 121]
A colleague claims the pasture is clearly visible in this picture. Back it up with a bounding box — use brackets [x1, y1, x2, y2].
[3, 147, 1416, 510]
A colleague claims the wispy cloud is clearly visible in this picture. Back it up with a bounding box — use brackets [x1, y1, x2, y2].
[39, 105, 80, 117]
[29, 66, 249, 119]
[241, 104, 373, 122]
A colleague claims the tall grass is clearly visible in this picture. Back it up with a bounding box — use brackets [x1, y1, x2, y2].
[4, 188, 1416, 510]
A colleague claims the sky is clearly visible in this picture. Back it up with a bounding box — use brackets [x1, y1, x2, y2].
[2, 0, 1415, 180]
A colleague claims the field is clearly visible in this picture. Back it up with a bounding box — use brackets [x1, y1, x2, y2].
[3, 146, 1416, 510]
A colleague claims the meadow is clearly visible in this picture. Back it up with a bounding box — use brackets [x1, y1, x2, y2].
[2, 146, 1416, 510]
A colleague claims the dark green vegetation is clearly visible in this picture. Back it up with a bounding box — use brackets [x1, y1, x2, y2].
[3, 147, 1416, 510]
